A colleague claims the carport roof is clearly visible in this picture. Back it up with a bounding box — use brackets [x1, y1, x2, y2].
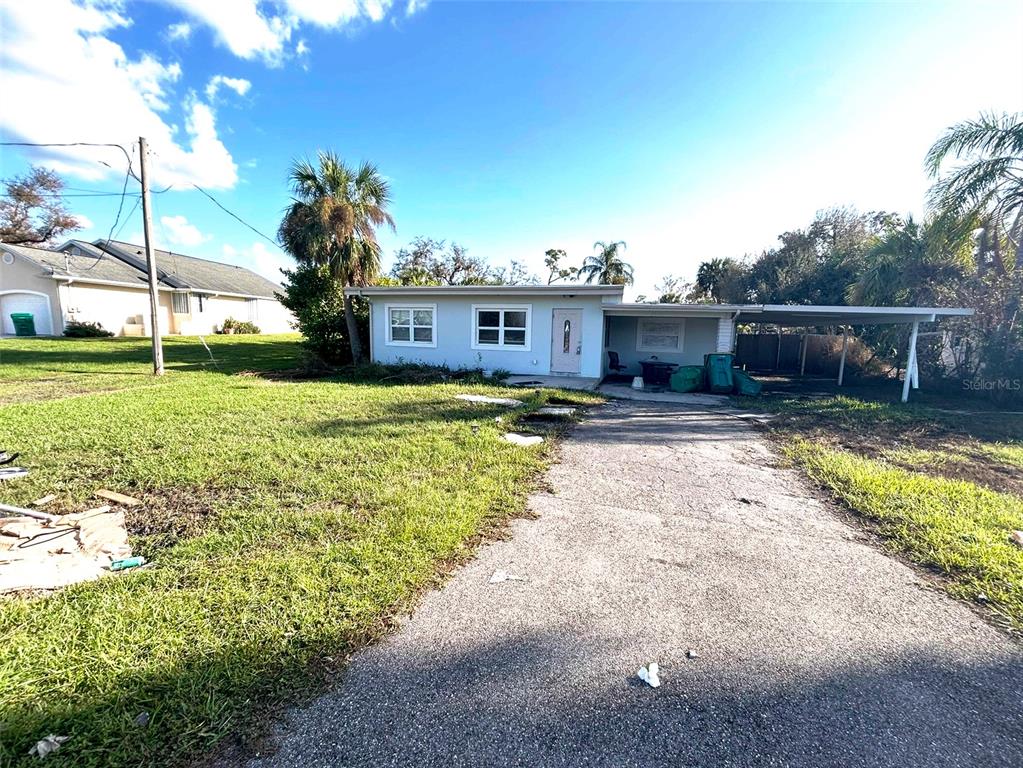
[603, 302, 973, 325]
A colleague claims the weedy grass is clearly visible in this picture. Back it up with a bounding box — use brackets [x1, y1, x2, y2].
[789, 440, 1023, 632]
[0, 336, 600, 767]
[739, 392, 1023, 633]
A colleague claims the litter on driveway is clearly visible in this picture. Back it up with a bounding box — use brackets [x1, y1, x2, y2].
[637, 663, 661, 688]
[455, 394, 524, 407]
[489, 569, 525, 584]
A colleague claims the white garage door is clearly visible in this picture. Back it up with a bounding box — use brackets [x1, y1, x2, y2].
[1, 292, 53, 335]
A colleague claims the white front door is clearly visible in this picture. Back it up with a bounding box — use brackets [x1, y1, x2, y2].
[550, 308, 582, 374]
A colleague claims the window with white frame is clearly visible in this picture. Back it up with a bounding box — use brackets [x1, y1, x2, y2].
[636, 318, 684, 352]
[472, 305, 531, 350]
[387, 304, 436, 346]
[171, 292, 189, 314]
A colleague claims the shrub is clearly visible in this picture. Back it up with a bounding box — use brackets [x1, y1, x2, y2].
[277, 264, 368, 365]
[219, 317, 260, 334]
[348, 361, 509, 385]
[63, 320, 113, 338]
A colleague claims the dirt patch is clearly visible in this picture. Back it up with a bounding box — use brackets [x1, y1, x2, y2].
[121, 486, 236, 554]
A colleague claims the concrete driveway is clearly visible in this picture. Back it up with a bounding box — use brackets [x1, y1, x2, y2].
[244, 400, 1023, 768]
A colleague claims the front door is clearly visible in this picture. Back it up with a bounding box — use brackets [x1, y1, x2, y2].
[550, 308, 582, 374]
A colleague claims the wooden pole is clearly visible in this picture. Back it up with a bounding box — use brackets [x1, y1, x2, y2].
[138, 137, 164, 376]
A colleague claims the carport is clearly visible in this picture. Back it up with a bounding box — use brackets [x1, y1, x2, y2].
[734, 305, 974, 402]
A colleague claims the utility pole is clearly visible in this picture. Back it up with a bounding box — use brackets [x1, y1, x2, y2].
[138, 136, 165, 375]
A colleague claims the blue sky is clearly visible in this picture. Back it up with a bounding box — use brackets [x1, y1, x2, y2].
[2, 1, 1021, 297]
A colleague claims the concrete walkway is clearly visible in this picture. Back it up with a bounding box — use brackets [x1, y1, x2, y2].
[244, 400, 1023, 768]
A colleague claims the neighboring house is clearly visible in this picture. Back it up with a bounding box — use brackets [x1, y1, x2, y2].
[0, 239, 293, 336]
[347, 284, 971, 400]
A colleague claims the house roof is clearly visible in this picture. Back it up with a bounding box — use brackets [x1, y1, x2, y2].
[348, 284, 625, 297]
[99, 240, 282, 298]
[1, 241, 151, 286]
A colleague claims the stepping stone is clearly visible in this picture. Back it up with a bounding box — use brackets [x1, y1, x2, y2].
[502, 433, 544, 447]
[455, 394, 524, 407]
[535, 406, 576, 417]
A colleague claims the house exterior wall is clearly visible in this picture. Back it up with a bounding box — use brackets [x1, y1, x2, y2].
[62, 282, 174, 336]
[368, 293, 607, 377]
[0, 252, 62, 334]
[176, 294, 295, 335]
[603, 315, 728, 375]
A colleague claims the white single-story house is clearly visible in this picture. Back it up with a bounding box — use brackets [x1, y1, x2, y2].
[0, 239, 294, 337]
[346, 284, 973, 401]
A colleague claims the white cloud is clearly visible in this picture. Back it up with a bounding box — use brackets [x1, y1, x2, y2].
[161, 214, 210, 247]
[206, 75, 252, 99]
[157, 0, 396, 64]
[166, 21, 192, 41]
[222, 242, 292, 281]
[0, 0, 238, 189]
[73, 213, 95, 230]
[405, 0, 428, 16]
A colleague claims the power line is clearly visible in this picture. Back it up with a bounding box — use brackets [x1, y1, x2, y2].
[190, 183, 279, 248]
[1, 141, 139, 181]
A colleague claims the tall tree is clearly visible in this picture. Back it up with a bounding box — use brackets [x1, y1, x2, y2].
[694, 257, 749, 303]
[544, 248, 577, 284]
[926, 112, 1023, 266]
[0, 166, 81, 245]
[579, 240, 633, 285]
[278, 151, 394, 364]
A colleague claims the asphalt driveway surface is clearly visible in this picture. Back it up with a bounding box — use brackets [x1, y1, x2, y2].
[242, 400, 1022, 768]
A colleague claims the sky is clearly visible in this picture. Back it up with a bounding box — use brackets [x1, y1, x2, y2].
[1, 0, 1021, 298]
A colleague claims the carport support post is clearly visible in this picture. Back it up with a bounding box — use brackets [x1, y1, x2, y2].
[901, 320, 919, 403]
[837, 326, 848, 386]
[799, 329, 808, 376]
[139, 136, 165, 376]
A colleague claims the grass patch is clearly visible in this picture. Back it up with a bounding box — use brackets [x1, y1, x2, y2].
[738, 389, 1023, 633]
[0, 336, 599, 767]
[790, 440, 1023, 631]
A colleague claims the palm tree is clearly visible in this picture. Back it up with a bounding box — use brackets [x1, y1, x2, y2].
[278, 151, 394, 364]
[926, 112, 1023, 272]
[579, 240, 633, 285]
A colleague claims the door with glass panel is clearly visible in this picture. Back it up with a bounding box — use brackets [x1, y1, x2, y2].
[550, 308, 582, 374]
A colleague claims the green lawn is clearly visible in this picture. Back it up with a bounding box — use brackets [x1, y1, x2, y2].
[0, 336, 599, 767]
[742, 392, 1023, 632]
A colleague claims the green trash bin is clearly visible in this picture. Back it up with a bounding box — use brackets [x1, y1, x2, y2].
[704, 353, 735, 394]
[732, 369, 763, 396]
[670, 365, 705, 393]
[10, 313, 36, 337]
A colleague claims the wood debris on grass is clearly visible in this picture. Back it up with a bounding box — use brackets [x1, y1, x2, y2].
[94, 488, 143, 507]
[0, 503, 136, 594]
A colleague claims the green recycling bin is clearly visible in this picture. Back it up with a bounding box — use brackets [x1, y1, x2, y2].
[10, 313, 36, 337]
[704, 353, 735, 394]
[670, 365, 705, 393]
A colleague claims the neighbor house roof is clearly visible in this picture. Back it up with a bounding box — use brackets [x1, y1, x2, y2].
[1, 241, 152, 287]
[99, 240, 282, 299]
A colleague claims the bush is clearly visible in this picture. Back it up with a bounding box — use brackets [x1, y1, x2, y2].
[218, 317, 260, 334]
[277, 264, 368, 365]
[63, 320, 113, 338]
[348, 361, 509, 385]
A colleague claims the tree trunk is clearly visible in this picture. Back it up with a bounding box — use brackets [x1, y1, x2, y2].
[343, 292, 365, 365]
